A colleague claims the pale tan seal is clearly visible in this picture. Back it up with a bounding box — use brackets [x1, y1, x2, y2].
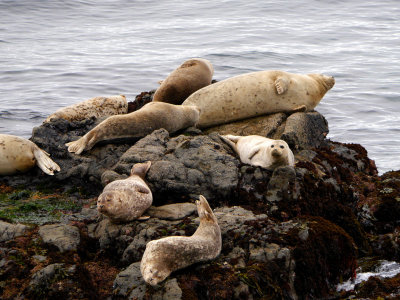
[220, 134, 295, 170]
[153, 58, 214, 105]
[66, 102, 200, 154]
[45, 95, 127, 123]
[183, 70, 335, 128]
[0, 134, 60, 175]
[97, 161, 152, 223]
[140, 195, 221, 286]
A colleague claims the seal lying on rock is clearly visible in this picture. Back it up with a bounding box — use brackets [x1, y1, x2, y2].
[140, 195, 221, 286]
[45, 95, 127, 122]
[153, 58, 214, 105]
[97, 161, 152, 223]
[67, 69, 334, 154]
[66, 102, 200, 154]
[0, 134, 60, 175]
[183, 70, 335, 128]
[220, 134, 295, 170]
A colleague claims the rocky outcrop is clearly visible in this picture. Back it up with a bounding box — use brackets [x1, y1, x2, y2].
[0, 100, 399, 299]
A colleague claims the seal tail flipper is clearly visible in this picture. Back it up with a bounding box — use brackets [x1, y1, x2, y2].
[274, 77, 289, 95]
[66, 135, 90, 155]
[218, 134, 239, 148]
[131, 161, 152, 178]
[33, 147, 61, 175]
[66, 138, 85, 155]
[291, 104, 307, 113]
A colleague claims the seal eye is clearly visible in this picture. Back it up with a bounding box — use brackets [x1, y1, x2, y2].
[280, 145, 284, 149]
[271, 145, 274, 148]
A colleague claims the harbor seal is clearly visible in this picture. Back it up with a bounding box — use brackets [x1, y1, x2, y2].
[66, 102, 200, 154]
[97, 161, 152, 223]
[153, 58, 214, 105]
[0, 134, 60, 175]
[45, 95, 127, 123]
[220, 134, 295, 170]
[140, 195, 221, 286]
[183, 70, 335, 128]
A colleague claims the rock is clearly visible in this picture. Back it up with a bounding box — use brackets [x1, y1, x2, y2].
[204, 113, 287, 137]
[113, 129, 239, 205]
[147, 203, 197, 220]
[152, 278, 183, 300]
[212, 206, 268, 235]
[113, 262, 146, 298]
[204, 111, 329, 151]
[87, 218, 125, 250]
[26, 263, 68, 297]
[0, 221, 27, 242]
[280, 111, 329, 150]
[39, 224, 80, 253]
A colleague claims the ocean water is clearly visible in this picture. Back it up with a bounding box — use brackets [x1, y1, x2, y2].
[0, 0, 399, 174]
[337, 260, 400, 292]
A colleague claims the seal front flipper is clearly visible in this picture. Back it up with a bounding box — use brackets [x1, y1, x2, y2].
[136, 186, 150, 194]
[274, 77, 289, 95]
[248, 146, 261, 160]
[33, 147, 61, 175]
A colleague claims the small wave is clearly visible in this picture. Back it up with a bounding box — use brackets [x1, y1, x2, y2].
[337, 260, 400, 292]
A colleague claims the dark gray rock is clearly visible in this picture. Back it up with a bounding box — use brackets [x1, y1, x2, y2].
[112, 129, 239, 204]
[280, 111, 329, 150]
[113, 262, 146, 299]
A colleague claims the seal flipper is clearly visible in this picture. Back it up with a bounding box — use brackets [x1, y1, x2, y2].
[136, 186, 151, 194]
[219, 134, 239, 149]
[291, 104, 307, 113]
[33, 147, 61, 175]
[248, 146, 261, 160]
[274, 77, 289, 95]
[131, 161, 151, 178]
[66, 136, 88, 155]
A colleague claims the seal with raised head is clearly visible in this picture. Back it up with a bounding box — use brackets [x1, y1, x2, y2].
[183, 70, 335, 128]
[153, 58, 214, 105]
[45, 95, 128, 123]
[97, 161, 152, 223]
[66, 102, 200, 154]
[140, 195, 221, 286]
[0, 134, 60, 175]
[220, 134, 295, 170]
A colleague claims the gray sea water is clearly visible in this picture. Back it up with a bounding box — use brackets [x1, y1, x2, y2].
[0, 0, 399, 174]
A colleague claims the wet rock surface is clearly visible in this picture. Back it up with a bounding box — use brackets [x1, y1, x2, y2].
[0, 94, 399, 299]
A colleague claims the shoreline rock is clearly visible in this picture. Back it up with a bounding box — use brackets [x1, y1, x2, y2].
[0, 94, 399, 299]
